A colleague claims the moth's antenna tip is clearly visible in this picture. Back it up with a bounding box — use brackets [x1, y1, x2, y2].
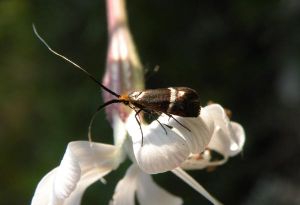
[32, 23, 39, 37]
[32, 24, 121, 98]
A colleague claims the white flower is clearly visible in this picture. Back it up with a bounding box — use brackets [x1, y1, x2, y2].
[31, 103, 244, 205]
[32, 0, 246, 202]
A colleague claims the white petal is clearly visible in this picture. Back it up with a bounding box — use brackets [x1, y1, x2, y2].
[110, 165, 182, 205]
[159, 108, 214, 154]
[112, 114, 128, 148]
[31, 141, 119, 205]
[227, 122, 245, 156]
[203, 104, 229, 133]
[172, 168, 223, 205]
[208, 128, 232, 156]
[126, 114, 190, 174]
[31, 168, 61, 205]
[136, 167, 182, 205]
[204, 104, 245, 157]
[125, 108, 216, 174]
[110, 165, 137, 205]
[54, 147, 81, 200]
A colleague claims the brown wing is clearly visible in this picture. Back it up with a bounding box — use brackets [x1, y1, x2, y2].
[128, 88, 170, 113]
[166, 87, 200, 117]
[128, 87, 200, 117]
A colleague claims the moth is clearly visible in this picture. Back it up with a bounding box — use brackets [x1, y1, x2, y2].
[114, 87, 200, 117]
[33, 25, 201, 145]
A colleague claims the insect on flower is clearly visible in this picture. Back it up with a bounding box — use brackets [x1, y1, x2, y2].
[33, 25, 201, 145]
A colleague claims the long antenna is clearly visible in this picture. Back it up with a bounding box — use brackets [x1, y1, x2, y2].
[32, 24, 120, 98]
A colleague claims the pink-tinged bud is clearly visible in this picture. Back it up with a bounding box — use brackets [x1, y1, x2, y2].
[103, 0, 144, 124]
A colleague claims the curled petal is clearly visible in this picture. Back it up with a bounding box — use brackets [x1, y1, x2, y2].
[204, 104, 246, 157]
[203, 104, 229, 133]
[31, 168, 61, 205]
[110, 165, 182, 205]
[227, 122, 245, 156]
[126, 114, 190, 174]
[31, 141, 119, 205]
[181, 104, 245, 170]
[54, 148, 81, 201]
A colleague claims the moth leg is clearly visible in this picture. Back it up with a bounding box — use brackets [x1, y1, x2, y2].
[166, 114, 191, 132]
[163, 123, 173, 129]
[156, 119, 168, 135]
[134, 109, 144, 146]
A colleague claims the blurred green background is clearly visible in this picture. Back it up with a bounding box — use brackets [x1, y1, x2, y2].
[1, 0, 300, 204]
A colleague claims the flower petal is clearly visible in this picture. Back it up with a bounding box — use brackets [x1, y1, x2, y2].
[180, 104, 246, 183]
[54, 147, 81, 200]
[136, 166, 182, 205]
[204, 104, 245, 157]
[103, 0, 144, 122]
[125, 106, 216, 174]
[172, 168, 223, 205]
[110, 165, 137, 205]
[227, 121, 245, 156]
[126, 114, 190, 174]
[110, 165, 182, 205]
[31, 141, 119, 205]
[159, 108, 214, 154]
[31, 168, 61, 205]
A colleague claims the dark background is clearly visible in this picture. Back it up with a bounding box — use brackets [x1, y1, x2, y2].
[1, 0, 300, 204]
